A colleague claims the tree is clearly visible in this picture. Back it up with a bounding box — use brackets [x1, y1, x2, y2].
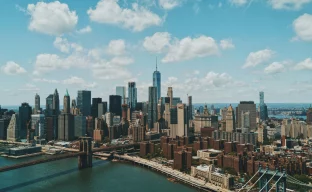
[224, 167, 237, 176]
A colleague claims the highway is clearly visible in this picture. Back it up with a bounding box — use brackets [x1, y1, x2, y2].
[114, 154, 231, 192]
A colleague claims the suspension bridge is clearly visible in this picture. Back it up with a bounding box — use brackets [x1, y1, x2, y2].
[238, 164, 312, 192]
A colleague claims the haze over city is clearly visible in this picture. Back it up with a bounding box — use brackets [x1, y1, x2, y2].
[1, 0, 312, 105]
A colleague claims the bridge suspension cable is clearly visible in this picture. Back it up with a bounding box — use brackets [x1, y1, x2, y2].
[268, 173, 285, 192]
[259, 171, 278, 192]
[238, 170, 260, 192]
[246, 170, 268, 192]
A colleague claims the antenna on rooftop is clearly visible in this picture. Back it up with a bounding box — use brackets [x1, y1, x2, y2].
[156, 56, 158, 71]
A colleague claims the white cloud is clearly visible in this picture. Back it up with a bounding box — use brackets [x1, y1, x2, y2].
[1, 61, 27, 75]
[229, 0, 249, 6]
[268, 0, 312, 10]
[63, 76, 86, 85]
[33, 76, 97, 88]
[77, 26, 92, 34]
[33, 78, 60, 83]
[87, 0, 162, 32]
[243, 49, 274, 68]
[92, 60, 132, 80]
[294, 58, 312, 70]
[264, 62, 285, 74]
[162, 35, 219, 63]
[193, 70, 200, 75]
[27, 1, 78, 35]
[53, 37, 84, 53]
[110, 57, 134, 65]
[106, 39, 126, 56]
[19, 84, 40, 92]
[293, 13, 312, 41]
[159, 0, 182, 10]
[143, 32, 171, 53]
[220, 39, 235, 50]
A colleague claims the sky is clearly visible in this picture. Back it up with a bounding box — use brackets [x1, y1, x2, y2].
[0, 0, 312, 105]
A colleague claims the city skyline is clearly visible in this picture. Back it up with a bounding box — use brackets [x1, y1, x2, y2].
[1, 0, 312, 105]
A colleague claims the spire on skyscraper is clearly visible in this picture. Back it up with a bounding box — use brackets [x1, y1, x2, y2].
[156, 56, 158, 71]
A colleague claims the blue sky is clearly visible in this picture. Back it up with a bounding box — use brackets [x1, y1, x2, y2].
[0, 0, 312, 105]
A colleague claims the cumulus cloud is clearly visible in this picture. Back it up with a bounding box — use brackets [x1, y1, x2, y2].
[27, 1, 78, 35]
[158, 0, 182, 10]
[162, 36, 219, 63]
[293, 14, 312, 41]
[220, 39, 235, 50]
[106, 39, 126, 56]
[1, 61, 27, 75]
[19, 84, 40, 92]
[87, 0, 162, 32]
[264, 62, 285, 74]
[268, 0, 312, 10]
[92, 61, 132, 80]
[77, 26, 92, 34]
[294, 58, 312, 70]
[143, 32, 171, 53]
[33, 76, 97, 88]
[53, 37, 84, 53]
[243, 49, 274, 68]
[229, 0, 249, 6]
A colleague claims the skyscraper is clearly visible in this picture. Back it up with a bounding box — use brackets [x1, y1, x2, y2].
[116, 86, 126, 104]
[177, 103, 189, 137]
[153, 58, 161, 101]
[19, 102, 32, 139]
[167, 87, 173, 108]
[52, 89, 60, 116]
[259, 91, 268, 121]
[34, 93, 40, 114]
[91, 98, 102, 119]
[148, 86, 157, 129]
[98, 102, 107, 118]
[128, 82, 137, 110]
[58, 90, 74, 141]
[188, 96, 193, 120]
[109, 95, 122, 117]
[237, 101, 256, 129]
[46, 94, 53, 116]
[226, 105, 235, 132]
[7, 114, 20, 141]
[77, 90, 91, 116]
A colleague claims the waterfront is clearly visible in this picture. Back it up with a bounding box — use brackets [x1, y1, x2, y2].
[0, 156, 196, 192]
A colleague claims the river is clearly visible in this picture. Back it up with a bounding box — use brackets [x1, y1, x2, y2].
[0, 156, 196, 192]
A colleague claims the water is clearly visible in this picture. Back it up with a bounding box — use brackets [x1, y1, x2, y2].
[0, 156, 196, 192]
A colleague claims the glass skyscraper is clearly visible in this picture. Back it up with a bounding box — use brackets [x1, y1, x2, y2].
[116, 86, 126, 104]
[259, 91, 268, 121]
[148, 86, 157, 129]
[153, 60, 161, 101]
[128, 82, 137, 110]
[77, 90, 91, 116]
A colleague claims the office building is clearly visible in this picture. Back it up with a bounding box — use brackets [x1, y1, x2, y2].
[74, 115, 86, 138]
[259, 92, 268, 121]
[98, 102, 107, 118]
[177, 103, 189, 137]
[173, 147, 192, 171]
[128, 82, 137, 110]
[34, 93, 40, 114]
[86, 116, 94, 137]
[31, 114, 45, 138]
[116, 86, 126, 104]
[77, 90, 91, 116]
[46, 94, 53, 116]
[226, 105, 235, 132]
[167, 87, 173, 108]
[19, 102, 32, 139]
[148, 87, 157, 129]
[153, 60, 161, 101]
[220, 107, 227, 120]
[307, 106, 312, 125]
[241, 111, 250, 128]
[237, 101, 256, 129]
[109, 95, 122, 117]
[58, 90, 74, 141]
[132, 119, 145, 142]
[0, 116, 11, 140]
[71, 99, 80, 115]
[91, 98, 102, 119]
[188, 96, 193, 120]
[45, 116, 54, 141]
[7, 114, 20, 142]
[52, 89, 60, 116]
[194, 105, 218, 133]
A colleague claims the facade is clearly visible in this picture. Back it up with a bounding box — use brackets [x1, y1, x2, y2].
[167, 87, 173, 108]
[116, 86, 126, 104]
[259, 91, 268, 121]
[307, 106, 312, 125]
[31, 114, 45, 139]
[241, 111, 250, 129]
[226, 105, 235, 132]
[0, 116, 10, 140]
[45, 94, 54, 116]
[132, 119, 145, 142]
[153, 62, 161, 101]
[220, 107, 227, 120]
[237, 101, 257, 129]
[74, 115, 86, 138]
[173, 147, 192, 171]
[128, 82, 137, 110]
[91, 98, 102, 119]
[63, 90, 71, 114]
[177, 103, 189, 137]
[188, 96, 193, 120]
[98, 102, 107, 118]
[7, 114, 20, 141]
[58, 113, 74, 141]
[19, 102, 32, 139]
[194, 105, 218, 133]
[77, 90, 91, 116]
[34, 93, 40, 114]
[52, 89, 60, 116]
[148, 86, 157, 129]
[109, 95, 122, 117]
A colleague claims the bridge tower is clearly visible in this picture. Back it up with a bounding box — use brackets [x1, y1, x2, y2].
[78, 137, 92, 169]
[258, 165, 287, 192]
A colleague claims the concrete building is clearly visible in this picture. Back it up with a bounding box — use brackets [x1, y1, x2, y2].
[241, 111, 250, 129]
[220, 107, 227, 121]
[74, 115, 86, 138]
[257, 124, 268, 143]
[34, 93, 41, 114]
[167, 87, 173, 108]
[31, 114, 45, 138]
[226, 105, 235, 132]
[132, 119, 145, 142]
[194, 105, 218, 133]
[177, 103, 189, 137]
[236, 101, 256, 130]
[77, 90, 91, 116]
[109, 95, 122, 117]
[128, 82, 137, 110]
[7, 114, 20, 141]
[188, 96, 193, 120]
[116, 86, 126, 104]
[148, 86, 157, 130]
[173, 147, 192, 171]
[307, 106, 312, 125]
[19, 102, 32, 139]
[58, 91, 74, 141]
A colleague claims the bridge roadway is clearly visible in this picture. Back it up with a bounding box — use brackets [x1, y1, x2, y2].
[0, 143, 139, 173]
[115, 154, 231, 192]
